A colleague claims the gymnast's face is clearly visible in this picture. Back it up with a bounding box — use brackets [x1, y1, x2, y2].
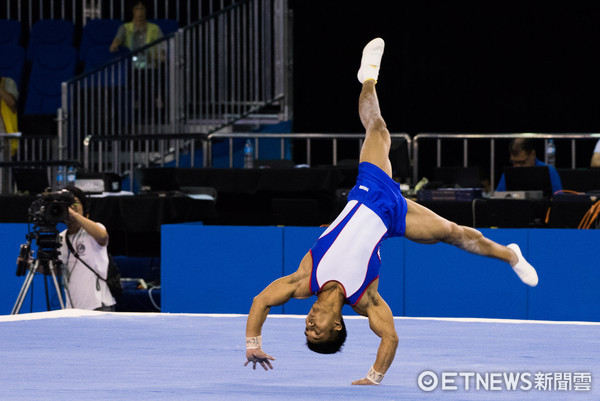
[305, 308, 339, 342]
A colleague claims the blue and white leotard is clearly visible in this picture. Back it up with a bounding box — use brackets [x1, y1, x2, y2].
[309, 162, 408, 305]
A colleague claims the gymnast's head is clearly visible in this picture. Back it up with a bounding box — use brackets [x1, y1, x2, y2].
[304, 307, 347, 354]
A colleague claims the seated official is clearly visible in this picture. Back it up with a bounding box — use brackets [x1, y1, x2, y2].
[496, 138, 562, 194]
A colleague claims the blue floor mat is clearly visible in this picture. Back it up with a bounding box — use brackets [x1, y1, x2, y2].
[0, 311, 597, 400]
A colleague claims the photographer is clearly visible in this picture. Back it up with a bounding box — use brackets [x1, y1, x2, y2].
[58, 186, 116, 311]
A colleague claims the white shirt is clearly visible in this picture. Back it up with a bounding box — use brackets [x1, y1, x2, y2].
[59, 223, 115, 310]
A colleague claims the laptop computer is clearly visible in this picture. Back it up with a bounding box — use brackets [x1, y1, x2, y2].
[434, 166, 482, 188]
[137, 167, 180, 194]
[503, 166, 552, 197]
[13, 168, 50, 194]
[557, 168, 600, 193]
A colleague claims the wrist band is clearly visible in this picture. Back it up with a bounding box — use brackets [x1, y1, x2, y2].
[246, 336, 262, 349]
[366, 366, 384, 384]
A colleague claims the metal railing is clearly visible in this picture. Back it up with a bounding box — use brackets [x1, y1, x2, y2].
[206, 132, 412, 168]
[1, 0, 251, 34]
[0, 133, 76, 193]
[413, 133, 600, 189]
[60, 0, 290, 170]
[81, 132, 411, 191]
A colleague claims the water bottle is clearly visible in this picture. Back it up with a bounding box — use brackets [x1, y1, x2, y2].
[67, 166, 77, 186]
[546, 139, 556, 166]
[244, 139, 254, 169]
[56, 166, 65, 189]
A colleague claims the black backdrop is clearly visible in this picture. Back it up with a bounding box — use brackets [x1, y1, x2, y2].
[290, 0, 600, 135]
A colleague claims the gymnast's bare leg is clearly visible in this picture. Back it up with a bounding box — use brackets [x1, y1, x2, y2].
[357, 65, 538, 287]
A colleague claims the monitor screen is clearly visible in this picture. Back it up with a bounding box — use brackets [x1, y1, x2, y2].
[434, 166, 481, 188]
[557, 168, 600, 193]
[504, 166, 552, 197]
[137, 167, 179, 193]
[13, 168, 50, 194]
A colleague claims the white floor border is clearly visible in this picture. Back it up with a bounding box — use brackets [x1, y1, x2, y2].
[1, 309, 599, 326]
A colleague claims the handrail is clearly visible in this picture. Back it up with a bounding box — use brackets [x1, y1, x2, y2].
[207, 132, 412, 168]
[413, 133, 600, 189]
[60, 0, 289, 167]
[81, 132, 411, 191]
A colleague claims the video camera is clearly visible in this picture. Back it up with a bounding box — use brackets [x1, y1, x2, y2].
[28, 190, 75, 228]
[16, 190, 75, 276]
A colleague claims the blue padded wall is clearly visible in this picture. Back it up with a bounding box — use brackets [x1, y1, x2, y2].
[377, 237, 406, 317]
[160, 225, 600, 322]
[161, 224, 284, 314]
[281, 226, 322, 315]
[404, 229, 529, 319]
[528, 229, 600, 321]
[2, 223, 599, 322]
[0, 224, 62, 314]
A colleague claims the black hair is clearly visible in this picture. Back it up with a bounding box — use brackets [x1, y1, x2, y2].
[509, 138, 536, 156]
[129, 0, 148, 7]
[126, 0, 150, 20]
[306, 317, 347, 354]
[63, 186, 89, 216]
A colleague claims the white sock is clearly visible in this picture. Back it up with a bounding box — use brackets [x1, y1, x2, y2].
[357, 38, 385, 83]
[507, 243, 539, 287]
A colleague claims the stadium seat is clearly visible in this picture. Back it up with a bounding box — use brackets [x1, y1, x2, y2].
[24, 45, 77, 115]
[83, 44, 130, 87]
[84, 44, 129, 72]
[0, 19, 21, 46]
[26, 19, 74, 61]
[149, 19, 179, 35]
[79, 19, 123, 62]
[0, 45, 25, 89]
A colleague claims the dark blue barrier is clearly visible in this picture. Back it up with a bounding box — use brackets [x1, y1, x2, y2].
[2, 223, 599, 321]
[403, 229, 529, 319]
[529, 229, 600, 321]
[161, 224, 285, 314]
[161, 225, 600, 322]
[0, 224, 63, 314]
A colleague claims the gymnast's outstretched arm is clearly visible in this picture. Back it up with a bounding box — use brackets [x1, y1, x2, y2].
[352, 291, 399, 385]
[245, 254, 312, 370]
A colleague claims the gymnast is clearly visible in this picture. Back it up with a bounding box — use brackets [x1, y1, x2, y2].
[244, 38, 538, 385]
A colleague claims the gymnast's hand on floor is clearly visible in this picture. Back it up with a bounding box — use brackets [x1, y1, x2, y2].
[244, 349, 276, 371]
[351, 377, 377, 385]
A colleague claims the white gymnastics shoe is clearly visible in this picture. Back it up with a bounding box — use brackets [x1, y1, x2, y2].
[357, 37, 385, 83]
[507, 243, 538, 287]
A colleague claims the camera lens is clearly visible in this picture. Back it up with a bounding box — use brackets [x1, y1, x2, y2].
[48, 203, 62, 217]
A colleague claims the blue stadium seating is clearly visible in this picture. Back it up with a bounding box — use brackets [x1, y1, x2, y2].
[83, 44, 130, 87]
[84, 44, 129, 72]
[0, 19, 21, 46]
[79, 19, 123, 62]
[149, 19, 179, 35]
[26, 19, 74, 61]
[24, 45, 77, 115]
[0, 45, 25, 89]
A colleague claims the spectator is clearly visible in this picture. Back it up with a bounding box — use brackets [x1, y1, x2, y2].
[591, 139, 600, 168]
[0, 75, 19, 158]
[109, 0, 164, 68]
[496, 138, 562, 194]
[59, 186, 116, 311]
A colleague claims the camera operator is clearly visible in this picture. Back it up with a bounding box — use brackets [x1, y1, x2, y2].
[58, 186, 116, 311]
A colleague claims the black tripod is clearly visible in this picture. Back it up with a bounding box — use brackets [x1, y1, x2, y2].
[12, 228, 71, 315]
[11, 255, 68, 315]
